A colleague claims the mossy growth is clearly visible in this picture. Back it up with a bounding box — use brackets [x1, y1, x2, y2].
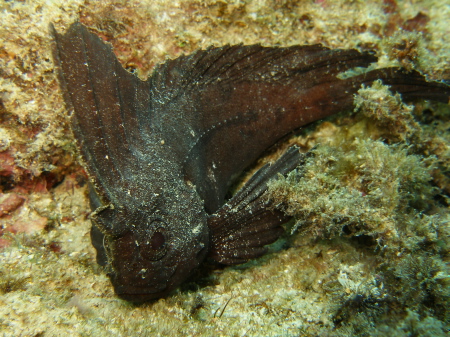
[265, 79, 450, 334]
[266, 138, 439, 250]
[380, 31, 428, 73]
[353, 80, 420, 143]
[332, 308, 449, 337]
[390, 255, 449, 321]
[0, 272, 30, 294]
[354, 80, 450, 198]
[327, 253, 450, 336]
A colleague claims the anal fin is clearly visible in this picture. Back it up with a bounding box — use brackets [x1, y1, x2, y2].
[208, 146, 306, 265]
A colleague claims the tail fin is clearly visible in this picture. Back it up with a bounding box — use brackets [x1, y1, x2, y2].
[353, 68, 449, 103]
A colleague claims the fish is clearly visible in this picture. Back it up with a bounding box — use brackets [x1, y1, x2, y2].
[51, 22, 450, 302]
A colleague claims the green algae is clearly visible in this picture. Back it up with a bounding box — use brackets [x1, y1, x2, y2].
[266, 138, 437, 241]
[264, 80, 450, 335]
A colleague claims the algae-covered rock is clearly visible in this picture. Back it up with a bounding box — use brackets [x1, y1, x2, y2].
[0, 0, 449, 336]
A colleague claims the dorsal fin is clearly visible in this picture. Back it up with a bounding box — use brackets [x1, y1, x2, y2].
[52, 22, 152, 204]
[53, 22, 450, 213]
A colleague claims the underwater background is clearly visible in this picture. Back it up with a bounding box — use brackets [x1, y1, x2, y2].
[0, 0, 449, 336]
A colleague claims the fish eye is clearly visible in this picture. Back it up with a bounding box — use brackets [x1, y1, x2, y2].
[150, 229, 165, 250]
[139, 226, 168, 261]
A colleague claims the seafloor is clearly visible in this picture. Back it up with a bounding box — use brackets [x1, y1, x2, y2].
[0, 1, 449, 336]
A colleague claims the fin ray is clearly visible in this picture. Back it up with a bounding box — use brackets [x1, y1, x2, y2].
[209, 146, 305, 265]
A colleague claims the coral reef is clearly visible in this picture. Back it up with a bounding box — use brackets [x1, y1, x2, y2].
[0, 0, 449, 336]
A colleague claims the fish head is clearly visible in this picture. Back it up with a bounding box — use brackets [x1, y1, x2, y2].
[90, 186, 209, 302]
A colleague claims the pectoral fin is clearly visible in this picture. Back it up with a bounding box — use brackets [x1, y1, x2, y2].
[208, 146, 306, 265]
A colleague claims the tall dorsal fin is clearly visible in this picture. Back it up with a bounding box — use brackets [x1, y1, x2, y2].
[53, 22, 450, 213]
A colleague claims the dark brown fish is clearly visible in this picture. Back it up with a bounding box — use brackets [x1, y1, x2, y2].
[51, 22, 449, 302]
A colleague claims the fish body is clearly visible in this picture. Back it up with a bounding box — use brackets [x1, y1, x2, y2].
[52, 22, 449, 302]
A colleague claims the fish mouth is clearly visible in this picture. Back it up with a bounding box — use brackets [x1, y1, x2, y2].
[116, 289, 172, 303]
[113, 280, 173, 303]
[110, 263, 179, 302]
